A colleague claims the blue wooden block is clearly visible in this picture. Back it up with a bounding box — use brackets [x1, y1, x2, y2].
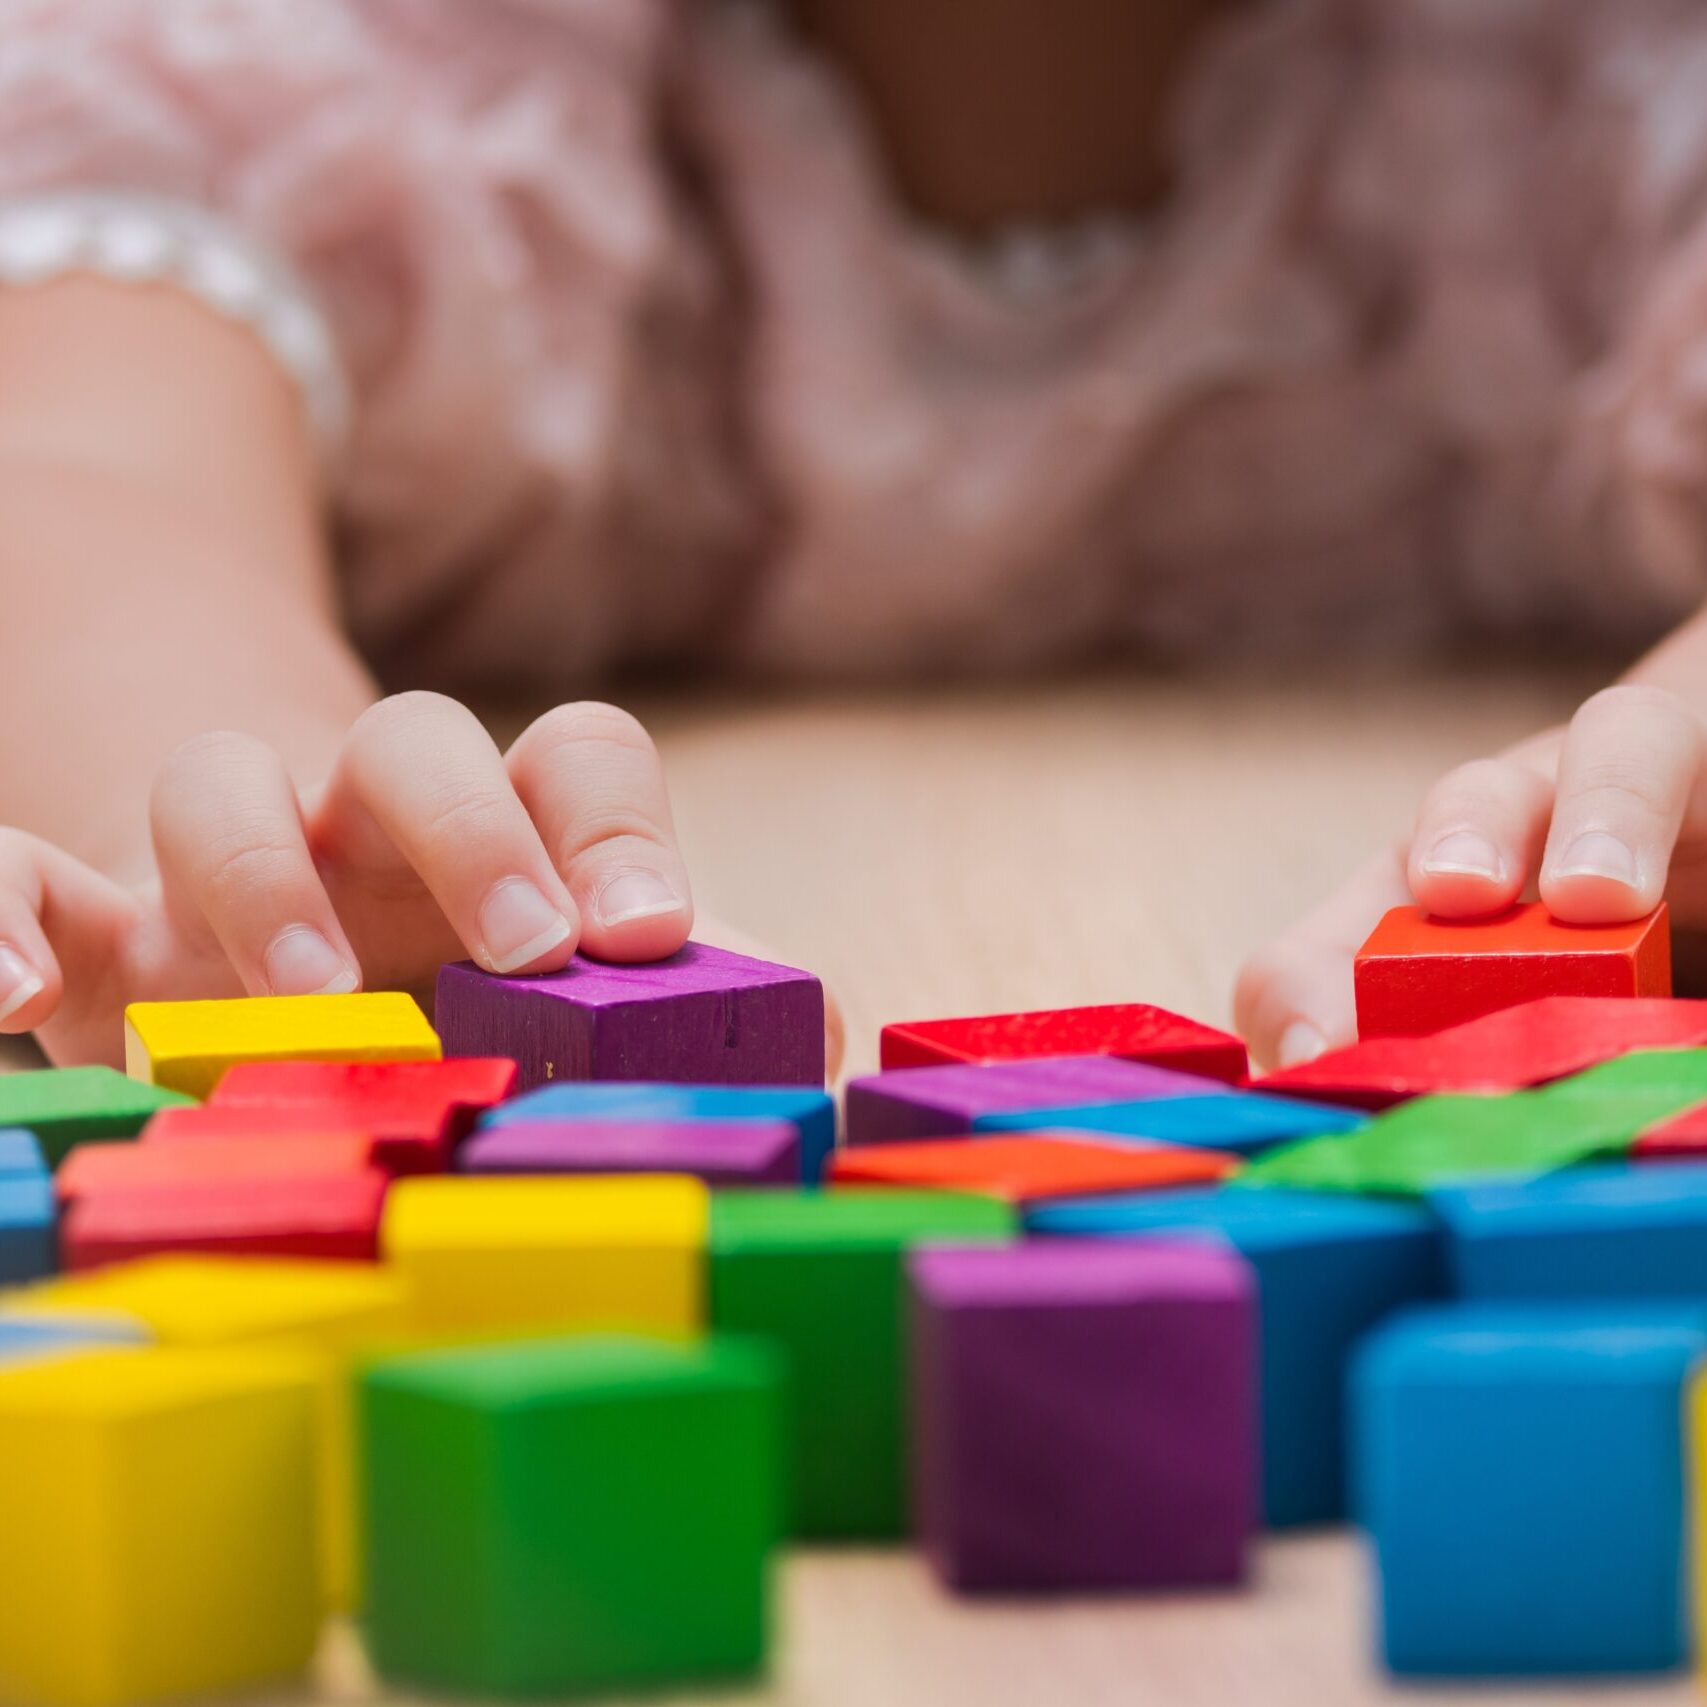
[479, 1083, 837, 1185]
[1354, 1303, 1707, 1676]
[0, 1177, 55, 1284]
[1432, 1162, 1707, 1300]
[1027, 1188, 1443, 1525]
[974, 1092, 1366, 1157]
[0, 1130, 46, 1179]
[0, 1317, 146, 1366]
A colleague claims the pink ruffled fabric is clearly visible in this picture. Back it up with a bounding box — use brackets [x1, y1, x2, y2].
[4, 0, 1707, 682]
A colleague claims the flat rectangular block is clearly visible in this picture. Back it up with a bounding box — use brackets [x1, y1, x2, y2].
[459, 1118, 799, 1186]
[0, 1069, 192, 1169]
[0, 1176, 55, 1284]
[58, 1133, 377, 1202]
[1354, 902, 1670, 1041]
[909, 1240, 1257, 1592]
[973, 1089, 1365, 1157]
[1027, 1188, 1443, 1527]
[880, 1003, 1247, 1082]
[382, 1175, 706, 1338]
[435, 942, 824, 1090]
[1355, 1304, 1707, 1676]
[124, 992, 441, 1099]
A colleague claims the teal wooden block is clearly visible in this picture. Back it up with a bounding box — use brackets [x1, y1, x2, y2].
[974, 1092, 1365, 1157]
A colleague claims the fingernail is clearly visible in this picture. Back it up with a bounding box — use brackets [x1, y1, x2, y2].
[1277, 1020, 1328, 1067]
[479, 878, 574, 973]
[265, 926, 359, 997]
[1419, 831, 1505, 883]
[0, 944, 44, 1025]
[593, 870, 686, 929]
[1553, 830, 1639, 887]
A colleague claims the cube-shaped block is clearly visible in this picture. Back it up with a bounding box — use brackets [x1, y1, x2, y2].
[1026, 1188, 1443, 1526]
[1354, 902, 1671, 1041]
[0, 1069, 192, 1169]
[123, 992, 441, 1099]
[435, 942, 824, 1091]
[0, 1345, 321, 1707]
[974, 1090, 1365, 1157]
[458, 1118, 800, 1186]
[1355, 1304, 1707, 1675]
[0, 1175, 54, 1284]
[361, 1335, 781, 1695]
[709, 1189, 1014, 1538]
[909, 1241, 1257, 1592]
[382, 1175, 706, 1338]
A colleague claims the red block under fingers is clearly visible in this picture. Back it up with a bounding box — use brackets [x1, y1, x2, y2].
[56, 1135, 376, 1204]
[1353, 903, 1671, 1041]
[879, 1004, 1247, 1083]
[62, 1171, 389, 1270]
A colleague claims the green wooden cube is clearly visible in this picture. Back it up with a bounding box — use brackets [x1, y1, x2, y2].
[0, 1068, 192, 1168]
[709, 1188, 1015, 1539]
[360, 1335, 781, 1696]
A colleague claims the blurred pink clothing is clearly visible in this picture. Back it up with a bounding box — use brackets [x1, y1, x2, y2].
[6, 0, 1707, 684]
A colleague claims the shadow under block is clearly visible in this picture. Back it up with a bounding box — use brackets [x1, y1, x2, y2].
[459, 1117, 801, 1186]
[0, 1345, 321, 1707]
[0, 1175, 54, 1284]
[0, 1068, 192, 1169]
[360, 1335, 781, 1696]
[909, 1241, 1257, 1592]
[709, 1190, 1015, 1539]
[830, 1133, 1240, 1202]
[1257, 996, 1707, 1110]
[123, 992, 441, 1100]
[1354, 1304, 1707, 1676]
[1353, 902, 1671, 1041]
[1026, 1189, 1443, 1527]
[382, 1175, 706, 1338]
[844, 1056, 1233, 1147]
[973, 1089, 1366, 1157]
[880, 1004, 1248, 1082]
[434, 942, 825, 1091]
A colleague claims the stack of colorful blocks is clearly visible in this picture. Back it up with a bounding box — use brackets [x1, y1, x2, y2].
[7, 902, 1707, 1702]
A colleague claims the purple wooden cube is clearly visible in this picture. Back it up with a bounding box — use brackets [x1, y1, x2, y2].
[908, 1239, 1258, 1593]
[846, 1056, 1228, 1146]
[457, 1118, 800, 1186]
[435, 942, 825, 1092]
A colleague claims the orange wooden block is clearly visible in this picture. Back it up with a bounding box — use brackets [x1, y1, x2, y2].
[57, 1135, 376, 1205]
[827, 1133, 1238, 1204]
[1354, 902, 1670, 1041]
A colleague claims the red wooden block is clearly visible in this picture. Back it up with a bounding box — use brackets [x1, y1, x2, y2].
[144, 1104, 374, 1147]
[879, 1004, 1247, 1083]
[56, 1134, 376, 1205]
[1258, 996, 1707, 1111]
[827, 1132, 1239, 1203]
[1353, 902, 1671, 1041]
[207, 1058, 518, 1174]
[61, 1171, 389, 1270]
[1633, 1102, 1707, 1161]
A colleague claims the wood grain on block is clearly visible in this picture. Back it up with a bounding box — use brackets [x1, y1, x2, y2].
[459, 1118, 800, 1186]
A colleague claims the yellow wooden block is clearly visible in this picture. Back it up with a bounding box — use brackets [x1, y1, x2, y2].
[382, 1175, 707, 1339]
[0, 1345, 320, 1707]
[2, 1257, 411, 1612]
[122, 992, 440, 1099]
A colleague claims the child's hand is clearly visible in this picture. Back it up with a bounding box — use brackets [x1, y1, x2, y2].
[1236, 684, 1707, 1068]
[0, 694, 695, 1068]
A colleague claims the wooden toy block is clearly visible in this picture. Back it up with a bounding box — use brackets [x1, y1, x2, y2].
[0, 1068, 192, 1169]
[57, 1133, 377, 1203]
[0, 1344, 321, 1706]
[482, 1081, 836, 1183]
[709, 1189, 1014, 1539]
[1533, 1047, 1707, 1132]
[1027, 1188, 1443, 1526]
[434, 941, 824, 1090]
[1635, 1100, 1707, 1159]
[830, 1133, 1239, 1202]
[459, 1117, 800, 1186]
[1354, 1304, 1707, 1675]
[361, 1335, 781, 1695]
[123, 991, 441, 1100]
[1353, 901, 1671, 1041]
[143, 1104, 375, 1147]
[1257, 995, 1707, 1110]
[382, 1175, 706, 1338]
[880, 1003, 1248, 1081]
[909, 1240, 1257, 1592]
[209, 1058, 518, 1173]
[0, 1129, 46, 1176]
[844, 1055, 1231, 1147]
[0, 1175, 55, 1284]
[0, 1318, 145, 1366]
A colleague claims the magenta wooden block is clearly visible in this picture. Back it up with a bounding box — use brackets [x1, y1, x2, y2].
[456, 1118, 800, 1186]
[908, 1239, 1258, 1593]
[434, 943, 825, 1091]
[845, 1056, 1230, 1146]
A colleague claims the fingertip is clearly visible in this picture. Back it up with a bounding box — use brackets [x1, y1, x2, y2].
[576, 869, 692, 963]
[1539, 869, 1656, 927]
[1275, 1019, 1329, 1067]
[0, 941, 55, 1032]
[1409, 829, 1520, 919]
[475, 877, 581, 976]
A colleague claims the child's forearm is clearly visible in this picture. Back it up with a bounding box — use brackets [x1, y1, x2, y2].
[0, 279, 375, 880]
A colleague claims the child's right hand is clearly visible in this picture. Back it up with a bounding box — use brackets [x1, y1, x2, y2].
[0, 693, 696, 1068]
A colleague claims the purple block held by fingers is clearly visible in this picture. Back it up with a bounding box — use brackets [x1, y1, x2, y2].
[458, 1118, 801, 1187]
[435, 943, 826, 1092]
[908, 1239, 1258, 1593]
